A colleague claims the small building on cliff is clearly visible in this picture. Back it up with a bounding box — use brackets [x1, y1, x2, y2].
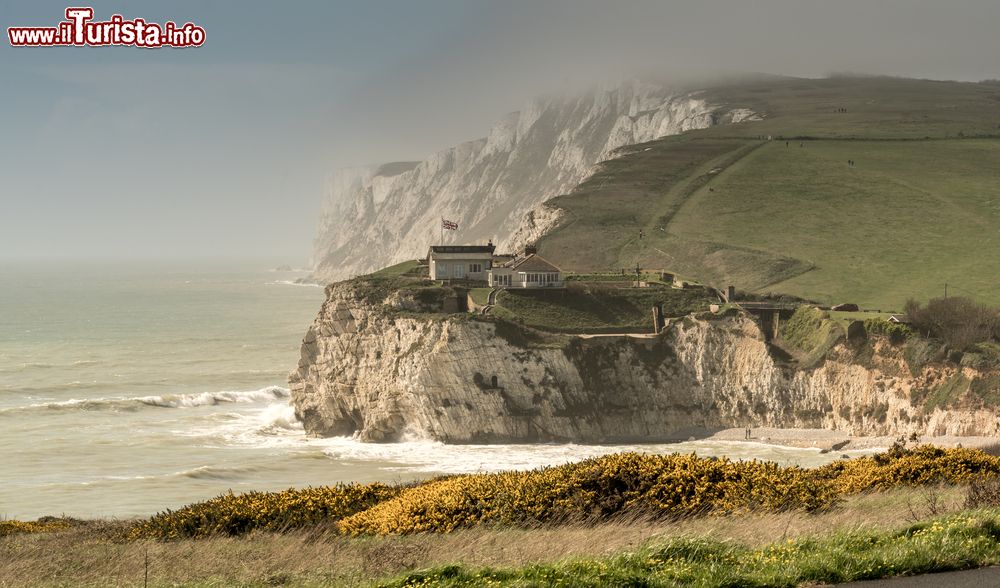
[488, 246, 564, 289]
[427, 243, 496, 280]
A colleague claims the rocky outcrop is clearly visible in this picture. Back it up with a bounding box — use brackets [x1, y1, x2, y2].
[289, 282, 1000, 443]
[312, 81, 758, 282]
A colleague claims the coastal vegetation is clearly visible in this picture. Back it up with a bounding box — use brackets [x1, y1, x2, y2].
[113, 445, 1000, 541]
[386, 512, 1000, 587]
[776, 298, 1000, 374]
[8, 446, 1000, 586]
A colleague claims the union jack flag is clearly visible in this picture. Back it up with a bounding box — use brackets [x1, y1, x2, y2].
[442, 218, 459, 230]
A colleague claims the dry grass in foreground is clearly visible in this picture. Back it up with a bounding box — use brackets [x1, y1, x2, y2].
[0, 485, 972, 588]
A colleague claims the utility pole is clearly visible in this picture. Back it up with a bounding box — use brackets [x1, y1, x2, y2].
[944, 282, 948, 299]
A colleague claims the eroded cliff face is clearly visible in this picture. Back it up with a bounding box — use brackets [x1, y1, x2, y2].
[312, 81, 758, 282]
[289, 283, 1000, 443]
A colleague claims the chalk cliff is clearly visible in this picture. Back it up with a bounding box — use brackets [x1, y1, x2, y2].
[289, 282, 1000, 443]
[312, 81, 758, 282]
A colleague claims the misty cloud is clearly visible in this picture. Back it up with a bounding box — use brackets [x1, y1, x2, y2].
[1, 0, 998, 261]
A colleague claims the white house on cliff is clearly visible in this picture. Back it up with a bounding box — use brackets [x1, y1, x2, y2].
[487, 246, 563, 288]
[427, 244, 495, 281]
[427, 244, 563, 288]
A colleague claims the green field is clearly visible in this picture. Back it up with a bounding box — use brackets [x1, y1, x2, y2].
[490, 284, 715, 332]
[537, 77, 1000, 309]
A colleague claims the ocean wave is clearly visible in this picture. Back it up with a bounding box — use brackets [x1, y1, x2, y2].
[0, 360, 103, 374]
[179, 464, 263, 480]
[1, 362, 55, 373]
[187, 401, 304, 445]
[0, 386, 290, 415]
[140, 386, 289, 408]
[309, 438, 884, 474]
[264, 280, 323, 288]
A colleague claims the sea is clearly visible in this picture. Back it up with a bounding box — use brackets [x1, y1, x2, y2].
[1, 261, 874, 520]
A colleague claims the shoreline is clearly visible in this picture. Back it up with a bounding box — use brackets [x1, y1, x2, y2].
[701, 426, 999, 452]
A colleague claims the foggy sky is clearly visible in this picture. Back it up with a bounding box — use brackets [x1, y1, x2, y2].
[2, 0, 998, 263]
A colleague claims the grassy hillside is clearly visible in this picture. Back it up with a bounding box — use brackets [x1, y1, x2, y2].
[537, 76, 1000, 309]
[671, 139, 1000, 307]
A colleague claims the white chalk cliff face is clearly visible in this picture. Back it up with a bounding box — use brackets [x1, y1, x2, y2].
[313, 81, 752, 282]
[289, 283, 1000, 443]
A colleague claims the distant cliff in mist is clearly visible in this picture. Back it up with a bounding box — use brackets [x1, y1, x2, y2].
[312, 81, 759, 282]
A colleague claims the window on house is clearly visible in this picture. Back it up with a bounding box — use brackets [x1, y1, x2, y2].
[469, 263, 482, 273]
[454, 264, 465, 278]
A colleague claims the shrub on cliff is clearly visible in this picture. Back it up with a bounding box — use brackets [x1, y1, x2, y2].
[904, 297, 1000, 351]
[864, 318, 913, 344]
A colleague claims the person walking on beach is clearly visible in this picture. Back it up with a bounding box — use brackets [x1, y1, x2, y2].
[745, 425, 751, 440]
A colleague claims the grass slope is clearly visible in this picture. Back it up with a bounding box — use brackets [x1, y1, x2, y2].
[537, 76, 1000, 309]
[389, 510, 1000, 587]
[671, 139, 1000, 307]
[490, 284, 715, 332]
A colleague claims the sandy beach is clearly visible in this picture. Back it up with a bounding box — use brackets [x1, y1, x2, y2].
[705, 427, 1000, 452]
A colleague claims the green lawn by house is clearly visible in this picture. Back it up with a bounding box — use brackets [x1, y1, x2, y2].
[489, 284, 715, 333]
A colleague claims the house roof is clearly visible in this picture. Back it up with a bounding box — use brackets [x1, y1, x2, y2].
[507, 253, 561, 273]
[428, 244, 495, 255]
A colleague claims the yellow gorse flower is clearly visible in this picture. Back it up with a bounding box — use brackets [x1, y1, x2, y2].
[31, 445, 990, 541]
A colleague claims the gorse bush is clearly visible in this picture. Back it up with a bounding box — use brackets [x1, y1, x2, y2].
[813, 444, 1000, 494]
[338, 453, 835, 535]
[0, 518, 71, 537]
[62, 446, 999, 540]
[127, 482, 400, 540]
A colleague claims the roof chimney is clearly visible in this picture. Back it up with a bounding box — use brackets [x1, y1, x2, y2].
[524, 245, 537, 256]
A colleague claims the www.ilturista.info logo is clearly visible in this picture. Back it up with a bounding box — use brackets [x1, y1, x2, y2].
[8, 7, 205, 48]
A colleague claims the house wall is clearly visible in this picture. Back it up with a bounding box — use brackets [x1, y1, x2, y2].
[489, 270, 564, 288]
[488, 268, 513, 287]
[430, 253, 493, 280]
[513, 272, 564, 288]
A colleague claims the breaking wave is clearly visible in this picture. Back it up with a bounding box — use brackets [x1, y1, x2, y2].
[0, 386, 290, 415]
